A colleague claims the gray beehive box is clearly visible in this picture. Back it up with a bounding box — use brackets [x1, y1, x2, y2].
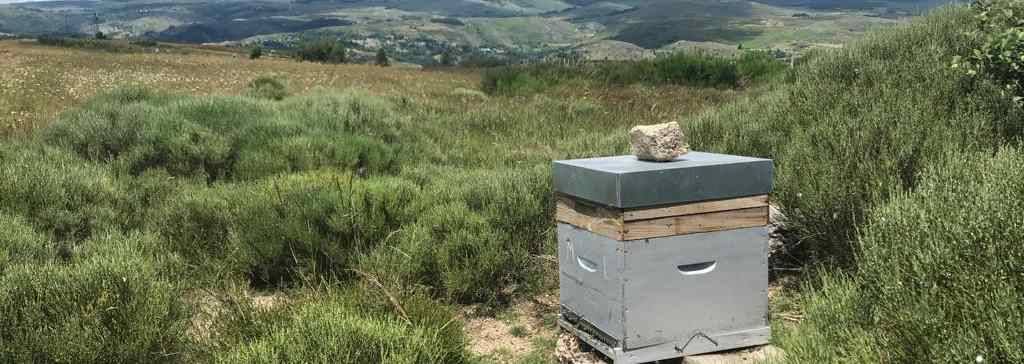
[554, 152, 774, 364]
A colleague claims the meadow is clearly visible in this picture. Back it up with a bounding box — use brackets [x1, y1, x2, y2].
[0, 37, 738, 363]
[2, 2, 1024, 363]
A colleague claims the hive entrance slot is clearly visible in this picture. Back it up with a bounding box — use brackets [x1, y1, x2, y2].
[577, 256, 600, 273]
[677, 261, 717, 276]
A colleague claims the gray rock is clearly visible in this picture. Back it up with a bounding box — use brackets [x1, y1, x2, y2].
[629, 121, 689, 162]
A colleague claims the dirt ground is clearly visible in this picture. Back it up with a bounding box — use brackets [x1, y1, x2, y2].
[463, 292, 562, 361]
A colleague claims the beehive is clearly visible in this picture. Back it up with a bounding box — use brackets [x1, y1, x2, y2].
[553, 152, 774, 364]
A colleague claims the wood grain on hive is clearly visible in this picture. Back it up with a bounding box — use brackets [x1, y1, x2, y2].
[556, 194, 769, 241]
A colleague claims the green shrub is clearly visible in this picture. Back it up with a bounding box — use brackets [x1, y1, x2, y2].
[375, 48, 390, 67]
[480, 66, 550, 96]
[954, 0, 1024, 102]
[736, 50, 787, 84]
[410, 165, 553, 257]
[480, 50, 786, 95]
[781, 148, 1024, 363]
[648, 51, 739, 87]
[0, 232, 189, 363]
[685, 7, 1024, 264]
[0, 142, 122, 242]
[247, 76, 288, 101]
[296, 39, 347, 64]
[196, 284, 295, 358]
[440, 49, 456, 66]
[215, 288, 471, 364]
[360, 165, 551, 304]
[115, 168, 193, 232]
[152, 172, 419, 286]
[130, 38, 159, 47]
[0, 214, 52, 272]
[249, 46, 263, 60]
[36, 35, 132, 53]
[775, 273, 884, 363]
[232, 134, 396, 181]
[382, 203, 521, 303]
[45, 90, 401, 182]
[40, 85, 553, 305]
[854, 149, 1024, 362]
[149, 187, 237, 276]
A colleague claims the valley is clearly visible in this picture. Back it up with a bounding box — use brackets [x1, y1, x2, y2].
[0, 0, 943, 64]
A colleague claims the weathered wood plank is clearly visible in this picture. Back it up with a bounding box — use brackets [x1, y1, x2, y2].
[555, 195, 624, 240]
[622, 206, 768, 240]
[622, 195, 769, 221]
[556, 194, 770, 241]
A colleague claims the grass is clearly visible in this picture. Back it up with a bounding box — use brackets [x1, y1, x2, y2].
[0, 39, 475, 137]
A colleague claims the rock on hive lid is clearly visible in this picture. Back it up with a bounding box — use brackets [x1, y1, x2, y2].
[552, 152, 774, 209]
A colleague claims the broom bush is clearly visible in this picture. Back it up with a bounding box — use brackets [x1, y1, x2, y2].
[0, 232, 189, 363]
[780, 149, 1024, 363]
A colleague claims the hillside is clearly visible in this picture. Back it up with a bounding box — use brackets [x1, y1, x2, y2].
[0, 35, 744, 363]
[0, 0, 944, 64]
[2, 2, 1023, 363]
[684, 4, 1024, 362]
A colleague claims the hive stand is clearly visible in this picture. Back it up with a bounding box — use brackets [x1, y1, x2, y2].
[553, 152, 774, 364]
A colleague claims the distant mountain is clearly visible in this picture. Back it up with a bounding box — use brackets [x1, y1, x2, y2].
[0, 0, 947, 63]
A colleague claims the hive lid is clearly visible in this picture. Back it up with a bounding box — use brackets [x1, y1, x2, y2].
[552, 152, 774, 209]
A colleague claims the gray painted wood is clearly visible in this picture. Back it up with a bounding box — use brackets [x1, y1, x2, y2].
[622, 227, 769, 349]
[552, 152, 774, 208]
[560, 317, 771, 364]
[558, 224, 770, 357]
[559, 223, 625, 338]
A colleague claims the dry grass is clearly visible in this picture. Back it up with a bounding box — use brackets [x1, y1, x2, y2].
[463, 292, 560, 361]
[0, 40, 474, 136]
[0, 40, 738, 138]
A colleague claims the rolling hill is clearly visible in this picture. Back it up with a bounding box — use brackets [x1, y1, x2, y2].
[0, 0, 946, 63]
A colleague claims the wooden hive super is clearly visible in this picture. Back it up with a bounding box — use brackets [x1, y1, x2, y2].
[553, 152, 774, 364]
